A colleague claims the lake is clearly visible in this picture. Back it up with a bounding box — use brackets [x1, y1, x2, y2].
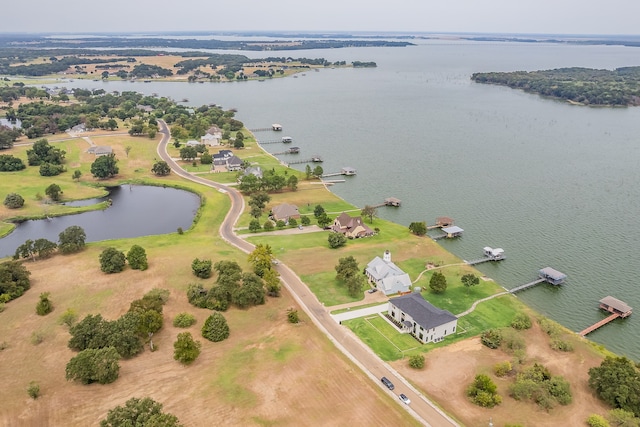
[47, 39, 640, 359]
[0, 185, 200, 258]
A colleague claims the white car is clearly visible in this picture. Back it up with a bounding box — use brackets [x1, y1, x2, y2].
[398, 393, 411, 405]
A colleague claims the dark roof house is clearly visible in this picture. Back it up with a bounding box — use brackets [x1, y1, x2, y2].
[388, 292, 458, 344]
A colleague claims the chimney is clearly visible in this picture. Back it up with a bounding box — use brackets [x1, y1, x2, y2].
[383, 250, 391, 263]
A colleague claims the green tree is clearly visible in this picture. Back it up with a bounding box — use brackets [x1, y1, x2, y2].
[151, 160, 171, 176]
[72, 170, 82, 181]
[263, 267, 281, 297]
[99, 247, 126, 274]
[301, 215, 311, 226]
[45, 183, 62, 201]
[191, 258, 212, 279]
[248, 244, 273, 277]
[586, 414, 610, 427]
[328, 233, 347, 249]
[65, 347, 120, 385]
[511, 312, 532, 330]
[263, 220, 274, 231]
[0, 260, 31, 301]
[360, 205, 377, 224]
[126, 245, 148, 271]
[59, 308, 79, 327]
[409, 354, 425, 369]
[317, 213, 332, 229]
[345, 274, 364, 297]
[461, 273, 480, 293]
[467, 374, 502, 408]
[180, 146, 198, 161]
[232, 273, 266, 308]
[33, 238, 57, 259]
[58, 225, 86, 254]
[100, 397, 182, 427]
[173, 332, 201, 365]
[313, 204, 325, 218]
[429, 271, 447, 294]
[287, 308, 299, 324]
[335, 256, 359, 282]
[589, 356, 640, 417]
[91, 153, 119, 179]
[3, 193, 24, 209]
[305, 164, 312, 180]
[312, 165, 323, 178]
[287, 174, 298, 191]
[408, 221, 427, 236]
[202, 312, 230, 342]
[200, 152, 212, 164]
[36, 292, 53, 315]
[39, 162, 65, 177]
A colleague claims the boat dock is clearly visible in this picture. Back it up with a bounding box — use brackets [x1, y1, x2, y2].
[509, 267, 567, 293]
[578, 296, 632, 336]
[285, 155, 323, 165]
[432, 225, 464, 241]
[322, 167, 357, 178]
[465, 247, 505, 265]
[427, 217, 454, 230]
[370, 197, 402, 209]
[250, 124, 282, 132]
[273, 147, 300, 155]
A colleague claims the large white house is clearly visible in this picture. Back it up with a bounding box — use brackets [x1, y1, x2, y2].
[388, 292, 457, 344]
[364, 250, 412, 295]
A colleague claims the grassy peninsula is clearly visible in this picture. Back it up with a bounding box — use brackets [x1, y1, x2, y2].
[471, 66, 640, 106]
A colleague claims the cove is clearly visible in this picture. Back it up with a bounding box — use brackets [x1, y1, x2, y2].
[0, 185, 200, 258]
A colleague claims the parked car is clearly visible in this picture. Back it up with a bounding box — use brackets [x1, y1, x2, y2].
[381, 376, 394, 390]
[368, 288, 378, 294]
[398, 393, 411, 405]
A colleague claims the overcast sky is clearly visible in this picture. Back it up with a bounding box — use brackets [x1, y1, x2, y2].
[4, 0, 639, 36]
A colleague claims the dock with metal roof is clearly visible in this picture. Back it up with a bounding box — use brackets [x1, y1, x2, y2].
[509, 267, 567, 293]
[578, 296, 632, 336]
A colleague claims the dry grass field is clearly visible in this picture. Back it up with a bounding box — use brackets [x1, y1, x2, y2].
[0, 243, 419, 427]
[392, 319, 611, 427]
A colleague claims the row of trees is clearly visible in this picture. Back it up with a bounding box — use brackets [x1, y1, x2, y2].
[99, 245, 148, 273]
[13, 225, 87, 263]
[238, 170, 299, 194]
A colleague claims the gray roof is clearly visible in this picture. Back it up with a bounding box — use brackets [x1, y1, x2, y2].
[600, 296, 632, 313]
[366, 256, 405, 282]
[539, 267, 566, 281]
[442, 226, 464, 234]
[226, 155, 242, 166]
[271, 203, 299, 221]
[390, 293, 457, 330]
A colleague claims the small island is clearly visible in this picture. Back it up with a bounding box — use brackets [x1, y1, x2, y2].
[471, 66, 640, 106]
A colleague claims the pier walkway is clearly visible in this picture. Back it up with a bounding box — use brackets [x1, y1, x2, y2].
[579, 313, 620, 336]
[509, 278, 545, 293]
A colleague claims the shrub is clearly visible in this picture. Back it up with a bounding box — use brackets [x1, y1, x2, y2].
[58, 308, 79, 327]
[173, 313, 197, 328]
[35, 292, 53, 316]
[328, 233, 347, 249]
[467, 374, 502, 408]
[538, 317, 562, 337]
[408, 354, 425, 369]
[173, 332, 201, 365]
[287, 308, 299, 324]
[481, 329, 502, 349]
[0, 341, 8, 351]
[4, 193, 24, 209]
[511, 312, 532, 330]
[202, 312, 230, 342]
[501, 328, 526, 353]
[31, 331, 45, 345]
[550, 338, 574, 352]
[248, 219, 261, 233]
[512, 349, 527, 365]
[586, 414, 610, 427]
[27, 381, 40, 399]
[263, 220, 274, 231]
[177, 227, 184, 235]
[301, 216, 311, 226]
[100, 397, 182, 427]
[191, 258, 212, 279]
[99, 247, 126, 273]
[607, 408, 640, 427]
[494, 361, 512, 377]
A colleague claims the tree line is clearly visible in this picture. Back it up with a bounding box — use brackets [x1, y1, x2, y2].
[471, 67, 640, 106]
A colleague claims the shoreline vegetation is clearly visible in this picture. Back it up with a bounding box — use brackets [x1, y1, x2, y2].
[0, 56, 637, 425]
[471, 67, 640, 106]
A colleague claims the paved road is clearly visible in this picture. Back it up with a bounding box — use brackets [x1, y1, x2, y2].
[156, 121, 460, 427]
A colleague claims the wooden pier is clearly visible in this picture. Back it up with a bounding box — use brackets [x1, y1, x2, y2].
[370, 197, 402, 209]
[578, 296, 632, 336]
[250, 124, 282, 132]
[322, 167, 357, 178]
[257, 139, 287, 145]
[286, 156, 323, 165]
[509, 267, 567, 293]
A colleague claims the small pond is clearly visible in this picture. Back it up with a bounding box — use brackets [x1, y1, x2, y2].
[0, 185, 200, 258]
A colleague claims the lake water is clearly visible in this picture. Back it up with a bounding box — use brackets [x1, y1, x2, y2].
[48, 40, 640, 359]
[0, 185, 200, 258]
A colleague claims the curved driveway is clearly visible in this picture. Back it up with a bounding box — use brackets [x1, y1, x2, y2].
[156, 120, 459, 427]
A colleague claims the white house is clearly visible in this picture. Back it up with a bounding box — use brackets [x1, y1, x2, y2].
[201, 125, 223, 146]
[388, 292, 457, 344]
[365, 250, 412, 295]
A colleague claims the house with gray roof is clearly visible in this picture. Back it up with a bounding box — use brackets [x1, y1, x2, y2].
[388, 292, 457, 344]
[226, 155, 243, 171]
[201, 125, 222, 146]
[365, 250, 412, 295]
[87, 146, 113, 156]
[271, 203, 300, 222]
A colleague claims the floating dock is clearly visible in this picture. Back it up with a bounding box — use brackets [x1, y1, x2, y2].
[509, 267, 567, 293]
[578, 296, 632, 336]
[465, 247, 505, 266]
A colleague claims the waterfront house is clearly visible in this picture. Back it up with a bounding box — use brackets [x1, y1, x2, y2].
[226, 155, 243, 171]
[243, 166, 263, 179]
[365, 250, 412, 295]
[271, 203, 300, 222]
[331, 212, 374, 238]
[201, 126, 223, 146]
[388, 292, 457, 344]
